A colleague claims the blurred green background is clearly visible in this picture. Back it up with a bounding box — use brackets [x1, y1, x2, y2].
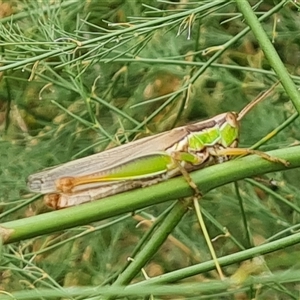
[1, 0, 300, 299]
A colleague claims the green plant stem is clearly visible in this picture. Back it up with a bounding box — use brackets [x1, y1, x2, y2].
[245, 178, 300, 214]
[128, 228, 300, 287]
[102, 204, 176, 285]
[250, 112, 298, 150]
[236, 0, 300, 114]
[1, 146, 300, 244]
[234, 182, 253, 249]
[112, 200, 189, 286]
[0, 1, 226, 72]
[0, 0, 80, 24]
[96, 57, 300, 82]
[127, 0, 288, 134]
[3, 268, 300, 300]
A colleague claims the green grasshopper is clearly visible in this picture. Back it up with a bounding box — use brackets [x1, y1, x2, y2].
[27, 83, 288, 209]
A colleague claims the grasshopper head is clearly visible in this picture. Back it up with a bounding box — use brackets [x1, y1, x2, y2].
[220, 112, 240, 147]
[226, 111, 239, 128]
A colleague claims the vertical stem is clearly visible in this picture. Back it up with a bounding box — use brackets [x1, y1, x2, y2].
[193, 197, 225, 280]
[235, 0, 300, 114]
[113, 200, 190, 286]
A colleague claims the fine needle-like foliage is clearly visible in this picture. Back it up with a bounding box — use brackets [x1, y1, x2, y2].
[1, 1, 300, 299]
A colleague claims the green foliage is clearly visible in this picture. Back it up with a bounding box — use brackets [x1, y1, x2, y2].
[1, 0, 300, 299]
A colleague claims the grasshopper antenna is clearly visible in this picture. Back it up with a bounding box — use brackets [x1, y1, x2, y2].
[237, 81, 280, 121]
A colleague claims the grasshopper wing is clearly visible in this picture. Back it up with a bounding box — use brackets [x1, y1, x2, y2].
[27, 126, 189, 194]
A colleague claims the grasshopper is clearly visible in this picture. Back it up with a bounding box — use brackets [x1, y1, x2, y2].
[27, 83, 288, 209]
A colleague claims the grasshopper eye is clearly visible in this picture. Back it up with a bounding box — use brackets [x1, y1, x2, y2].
[226, 112, 238, 127]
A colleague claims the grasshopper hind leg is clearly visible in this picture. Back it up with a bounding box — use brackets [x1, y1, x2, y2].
[213, 147, 289, 167]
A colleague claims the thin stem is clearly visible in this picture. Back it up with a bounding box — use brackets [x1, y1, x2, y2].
[236, 0, 300, 114]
